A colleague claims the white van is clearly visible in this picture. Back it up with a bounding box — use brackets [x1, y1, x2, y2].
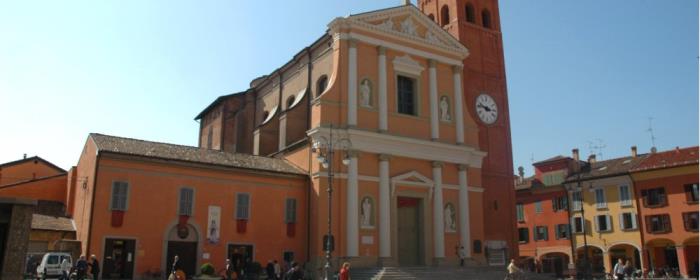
[36, 252, 72, 279]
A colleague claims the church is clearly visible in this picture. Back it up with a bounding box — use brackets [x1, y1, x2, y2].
[67, 0, 517, 278]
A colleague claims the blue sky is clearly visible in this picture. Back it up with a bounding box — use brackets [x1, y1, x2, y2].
[0, 1, 697, 175]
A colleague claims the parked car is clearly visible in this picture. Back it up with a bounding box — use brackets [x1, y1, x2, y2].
[36, 252, 72, 279]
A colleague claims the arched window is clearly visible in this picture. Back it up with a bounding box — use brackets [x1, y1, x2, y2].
[440, 5, 450, 27]
[316, 75, 328, 97]
[286, 95, 296, 109]
[482, 9, 492, 29]
[428, 14, 435, 22]
[262, 111, 270, 122]
[465, 3, 475, 23]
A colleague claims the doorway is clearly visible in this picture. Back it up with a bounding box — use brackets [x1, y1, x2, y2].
[102, 238, 136, 279]
[166, 241, 198, 277]
[397, 197, 422, 266]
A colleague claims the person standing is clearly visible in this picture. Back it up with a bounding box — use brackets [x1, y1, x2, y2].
[457, 246, 467, 267]
[273, 260, 281, 280]
[223, 258, 235, 280]
[266, 260, 276, 280]
[89, 255, 100, 280]
[284, 262, 303, 280]
[507, 259, 521, 279]
[75, 255, 88, 280]
[338, 262, 350, 280]
[170, 255, 182, 280]
[60, 257, 71, 280]
[612, 258, 625, 280]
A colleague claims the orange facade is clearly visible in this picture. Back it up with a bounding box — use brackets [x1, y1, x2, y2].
[0, 156, 65, 186]
[0, 174, 67, 204]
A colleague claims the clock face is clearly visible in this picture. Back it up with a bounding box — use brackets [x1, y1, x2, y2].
[476, 94, 498, 124]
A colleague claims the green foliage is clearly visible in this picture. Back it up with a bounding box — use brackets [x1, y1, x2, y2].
[200, 263, 215, 276]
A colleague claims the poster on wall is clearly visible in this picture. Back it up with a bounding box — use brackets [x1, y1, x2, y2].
[208, 205, 221, 244]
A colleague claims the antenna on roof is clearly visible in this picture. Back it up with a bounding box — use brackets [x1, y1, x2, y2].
[587, 138, 606, 160]
[646, 117, 657, 150]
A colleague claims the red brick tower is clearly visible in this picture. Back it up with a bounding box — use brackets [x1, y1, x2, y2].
[418, 0, 518, 261]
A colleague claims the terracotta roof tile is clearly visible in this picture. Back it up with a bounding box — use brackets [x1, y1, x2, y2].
[89, 133, 306, 175]
[31, 214, 75, 232]
[631, 146, 699, 172]
[565, 154, 648, 182]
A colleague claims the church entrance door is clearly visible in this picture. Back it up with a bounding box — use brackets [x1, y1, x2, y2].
[397, 197, 422, 266]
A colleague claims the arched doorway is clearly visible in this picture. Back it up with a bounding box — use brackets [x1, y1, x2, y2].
[683, 237, 699, 278]
[646, 239, 678, 273]
[541, 252, 569, 276]
[165, 224, 199, 278]
[576, 246, 605, 275]
[517, 256, 535, 272]
[608, 243, 642, 270]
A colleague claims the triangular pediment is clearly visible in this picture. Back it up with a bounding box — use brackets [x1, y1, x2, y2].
[392, 171, 433, 185]
[340, 5, 469, 56]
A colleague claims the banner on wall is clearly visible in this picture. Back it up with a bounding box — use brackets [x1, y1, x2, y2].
[208, 205, 221, 244]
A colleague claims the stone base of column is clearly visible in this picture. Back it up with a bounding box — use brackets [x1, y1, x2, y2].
[378, 257, 398, 267]
[432, 257, 446, 267]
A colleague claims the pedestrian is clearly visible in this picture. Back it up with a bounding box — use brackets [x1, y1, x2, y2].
[612, 258, 625, 280]
[273, 260, 281, 280]
[170, 255, 183, 280]
[457, 246, 466, 267]
[75, 255, 89, 280]
[89, 255, 100, 280]
[266, 260, 275, 280]
[60, 257, 71, 280]
[222, 258, 235, 280]
[338, 262, 350, 280]
[507, 259, 521, 279]
[284, 262, 303, 280]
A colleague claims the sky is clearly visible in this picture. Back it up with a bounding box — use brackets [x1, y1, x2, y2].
[0, 1, 697, 175]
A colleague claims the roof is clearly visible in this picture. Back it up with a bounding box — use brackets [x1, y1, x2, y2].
[631, 146, 699, 172]
[532, 155, 568, 166]
[565, 154, 648, 182]
[0, 156, 66, 173]
[89, 133, 306, 175]
[31, 214, 75, 232]
[194, 91, 245, 120]
[514, 175, 536, 190]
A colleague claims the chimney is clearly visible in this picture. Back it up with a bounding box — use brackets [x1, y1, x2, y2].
[518, 166, 525, 183]
[651, 147, 657, 153]
[572, 148, 581, 172]
[631, 146, 638, 158]
[588, 154, 596, 164]
[403, 0, 411, 5]
[23, 153, 27, 159]
[572, 149, 580, 161]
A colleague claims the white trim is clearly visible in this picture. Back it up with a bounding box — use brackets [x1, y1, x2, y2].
[393, 54, 424, 76]
[428, 62, 439, 139]
[378, 48, 388, 131]
[452, 69, 464, 144]
[348, 42, 358, 127]
[307, 127, 486, 167]
[311, 171, 485, 192]
[336, 32, 463, 66]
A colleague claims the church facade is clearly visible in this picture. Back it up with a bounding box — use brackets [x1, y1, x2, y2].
[195, 0, 515, 269]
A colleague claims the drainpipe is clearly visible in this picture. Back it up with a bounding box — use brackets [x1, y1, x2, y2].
[86, 151, 102, 258]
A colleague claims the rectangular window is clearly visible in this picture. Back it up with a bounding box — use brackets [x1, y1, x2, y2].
[683, 212, 699, 232]
[110, 181, 129, 211]
[236, 193, 250, 220]
[552, 196, 568, 212]
[534, 226, 548, 241]
[518, 228, 529, 243]
[619, 212, 637, 230]
[619, 185, 631, 206]
[595, 188, 606, 209]
[534, 201, 543, 213]
[178, 188, 194, 216]
[685, 183, 699, 203]
[642, 187, 667, 207]
[516, 203, 525, 222]
[397, 75, 417, 115]
[556, 224, 570, 239]
[645, 214, 671, 233]
[572, 217, 584, 233]
[595, 214, 611, 232]
[285, 198, 297, 223]
[572, 191, 582, 211]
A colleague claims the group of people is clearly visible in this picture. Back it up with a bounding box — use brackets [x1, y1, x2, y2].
[611, 258, 638, 279]
[60, 255, 100, 280]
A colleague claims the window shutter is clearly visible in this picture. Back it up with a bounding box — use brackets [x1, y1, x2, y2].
[662, 215, 671, 233]
[606, 215, 612, 231]
[683, 213, 690, 231]
[659, 188, 667, 205]
[543, 227, 548, 241]
[645, 216, 652, 233]
[552, 198, 557, 211]
[619, 213, 625, 230]
[594, 216, 600, 232]
[631, 213, 638, 229]
[562, 196, 568, 210]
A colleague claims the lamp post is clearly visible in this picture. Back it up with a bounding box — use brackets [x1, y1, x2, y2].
[312, 125, 351, 280]
[575, 175, 592, 280]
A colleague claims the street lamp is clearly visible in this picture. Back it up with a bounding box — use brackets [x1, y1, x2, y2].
[312, 125, 351, 280]
[574, 175, 592, 280]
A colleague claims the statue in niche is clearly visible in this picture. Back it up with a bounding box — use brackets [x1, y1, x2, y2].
[445, 203, 456, 232]
[440, 96, 451, 121]
[361, 197, 372, 227]
[400, 18, 418, 36]
[360, 79, 372, 108]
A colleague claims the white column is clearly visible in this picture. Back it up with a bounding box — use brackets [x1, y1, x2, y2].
[278, 114, 287, 151]
[346, 151, 359, 257]
[348, 40, 358, 127]
[458, 164, 471, 257]
[253, 129, 260, 155]
[432, 161, 445, 259]
[378, 154, 391, 258]
[428, 60, 439, 140]
[452, 66, 465, 145]
[378, 46, 388, 132]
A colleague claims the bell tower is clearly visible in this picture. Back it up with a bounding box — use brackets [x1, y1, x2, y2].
[418, 0, 518, 261]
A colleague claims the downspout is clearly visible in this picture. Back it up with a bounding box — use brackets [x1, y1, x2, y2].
[220, 105, 226, 151]
[86, 151, 102, 258]
[565, 183, 576, 268]
[305, 47, 313, 264]
[197, 119, 203, 147]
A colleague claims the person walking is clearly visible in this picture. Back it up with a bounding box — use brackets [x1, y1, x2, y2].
[338, 262, 350, 280]
[75, 255, 88, 280]
[284, 262, 303, 280]
[506, 259, 521, 279]
[170, 255, 183, 280]
[89, 255, 100, 280]
[623, 260, 634, 279]
[612, 258, 625, 280]
[222, 258, 235, 280]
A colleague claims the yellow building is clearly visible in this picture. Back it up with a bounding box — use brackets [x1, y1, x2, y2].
[564, 151, 648, 275]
